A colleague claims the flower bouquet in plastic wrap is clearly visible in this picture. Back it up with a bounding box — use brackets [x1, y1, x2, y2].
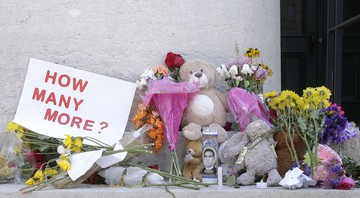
[142, 78, 199, 176]
[0, 131, 26, 184]
[227, 87, 272, 132]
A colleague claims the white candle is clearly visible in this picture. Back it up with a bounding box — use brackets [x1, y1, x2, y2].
[256, 182, 267, 189]
[217, 167, 223, 189]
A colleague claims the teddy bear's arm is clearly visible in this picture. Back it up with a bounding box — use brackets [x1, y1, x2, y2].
[214, 89, 229, 112]
[218, 132, 249, 163]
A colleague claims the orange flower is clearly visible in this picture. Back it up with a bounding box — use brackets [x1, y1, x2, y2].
[147, 128, 157, 139]
[133, 103, 165, 153]
[154, 135, 165, 152]
[153, 64, 169, 76]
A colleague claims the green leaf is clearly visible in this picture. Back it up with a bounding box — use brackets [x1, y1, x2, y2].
[244, 80, 249, 88]
[38, 145, 50, 152]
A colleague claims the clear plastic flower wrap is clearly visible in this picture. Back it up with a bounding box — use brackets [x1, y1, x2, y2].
[0, 132, 26, 183]
[98, 166, 164, 186]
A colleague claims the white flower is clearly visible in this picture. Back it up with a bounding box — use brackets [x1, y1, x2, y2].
[235, 75, 243, 81]
[241, 64, 253, 75]
[251, 64, 259, 71]
[228, 65, 239, 78]
[57, 145, 71, 156]
[216, 64, 228, 78]
[141, 68, 156, 81]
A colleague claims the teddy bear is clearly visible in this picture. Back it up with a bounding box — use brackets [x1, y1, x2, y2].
[179, 59, 228, 144]
[274, 127, 306, 177]
[218, 119, 282, 186]
[183, 140, 203, 180]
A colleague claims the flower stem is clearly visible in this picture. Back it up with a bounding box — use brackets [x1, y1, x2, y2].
[123, 162, 209, 187]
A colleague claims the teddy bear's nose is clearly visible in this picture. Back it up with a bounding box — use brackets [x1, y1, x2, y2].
[194, 72, 202, 78]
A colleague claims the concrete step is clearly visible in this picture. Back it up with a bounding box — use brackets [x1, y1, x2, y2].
[2, 184, 359, 198]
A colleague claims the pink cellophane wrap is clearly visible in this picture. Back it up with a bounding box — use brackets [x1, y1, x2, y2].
[142, 79, 200, 150]
[227, 87, 272, 131]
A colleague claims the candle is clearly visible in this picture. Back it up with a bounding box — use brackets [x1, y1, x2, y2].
[256, 182, 267, 189]
[217, 167, 223, 189]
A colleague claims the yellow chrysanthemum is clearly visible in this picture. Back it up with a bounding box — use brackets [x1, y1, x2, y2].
[25, 178, 36, 186]
[271, 96, 285, 111]
[44, 168, 59, 178]
[6, 122, 18, 132]
[70, 146, 81, 152]
[33, 170, 43, 179]
[58, 159, 71, 171]
[279, 90, 297, 107]
[317, 86, 331, 100]
[64, 134, 73, 148]
[264, 91, 278, 99]
[322, 100, 330, 108]
[73, 137, 83, 148]
[302, 87, 316, 98]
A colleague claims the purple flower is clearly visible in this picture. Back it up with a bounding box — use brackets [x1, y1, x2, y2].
[290, 160, 311, 176]
[319, 103, 357, 144]
[331, 164, 342, 174]
[227, 56, 251, 69]
[255, 66, 268, 80]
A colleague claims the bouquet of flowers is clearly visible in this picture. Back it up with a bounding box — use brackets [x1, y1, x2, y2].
[217, 48, 273, 94]
[136, 52, 199, 177]
[264, 87, 331, 178]
[313, 144, 355, 189]
[264, 86, 357, 181]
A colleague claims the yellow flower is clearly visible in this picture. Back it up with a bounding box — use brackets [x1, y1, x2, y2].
[70, 146, 81, 152]
[25, 178, 36, 186]
[254, 48, 260, 58]
[322, 100, 330, 108]
[64, 134, 73, 148]
[244, 48, 255, 57]
[44, 168, 58, 178]
[302, 87, 315, 98]
[33, 170, 43, 179]
[58, 159, 71, 171]
[6, 122, 18, 132]
[264, 91, 278, 99]
[317, 86, 331, 100]
[73, 137, 83, 148]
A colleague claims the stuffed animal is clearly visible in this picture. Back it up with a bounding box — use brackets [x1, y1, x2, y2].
[274, 127, 306, 177]
[218, 119, 282, 186]
[179, 60, 228, 143]
[183, 140, 203, 180]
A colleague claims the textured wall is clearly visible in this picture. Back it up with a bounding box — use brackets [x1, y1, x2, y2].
[0, 0, 281, 131]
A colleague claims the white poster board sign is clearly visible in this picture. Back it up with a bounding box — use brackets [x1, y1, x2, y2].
[14, 58, 136, 146]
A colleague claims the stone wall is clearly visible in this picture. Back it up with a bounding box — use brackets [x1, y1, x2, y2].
[0, 0, 281, 132]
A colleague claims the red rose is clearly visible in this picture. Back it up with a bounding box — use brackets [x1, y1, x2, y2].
[269, 109, 278, 123]
[337, 177, 355, 190]
[165, 52, 184, 68]
[26, 151, 46, 163]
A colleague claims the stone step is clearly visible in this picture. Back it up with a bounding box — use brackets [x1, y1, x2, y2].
[2, 184, 359, 198]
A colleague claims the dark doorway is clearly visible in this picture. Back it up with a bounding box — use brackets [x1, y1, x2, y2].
[281, 0, 360, 125]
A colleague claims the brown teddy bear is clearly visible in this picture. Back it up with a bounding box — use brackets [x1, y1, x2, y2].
[274, 127, 306, 177]
[179, 60, 229, 144]
[183, 140, 203, 180]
